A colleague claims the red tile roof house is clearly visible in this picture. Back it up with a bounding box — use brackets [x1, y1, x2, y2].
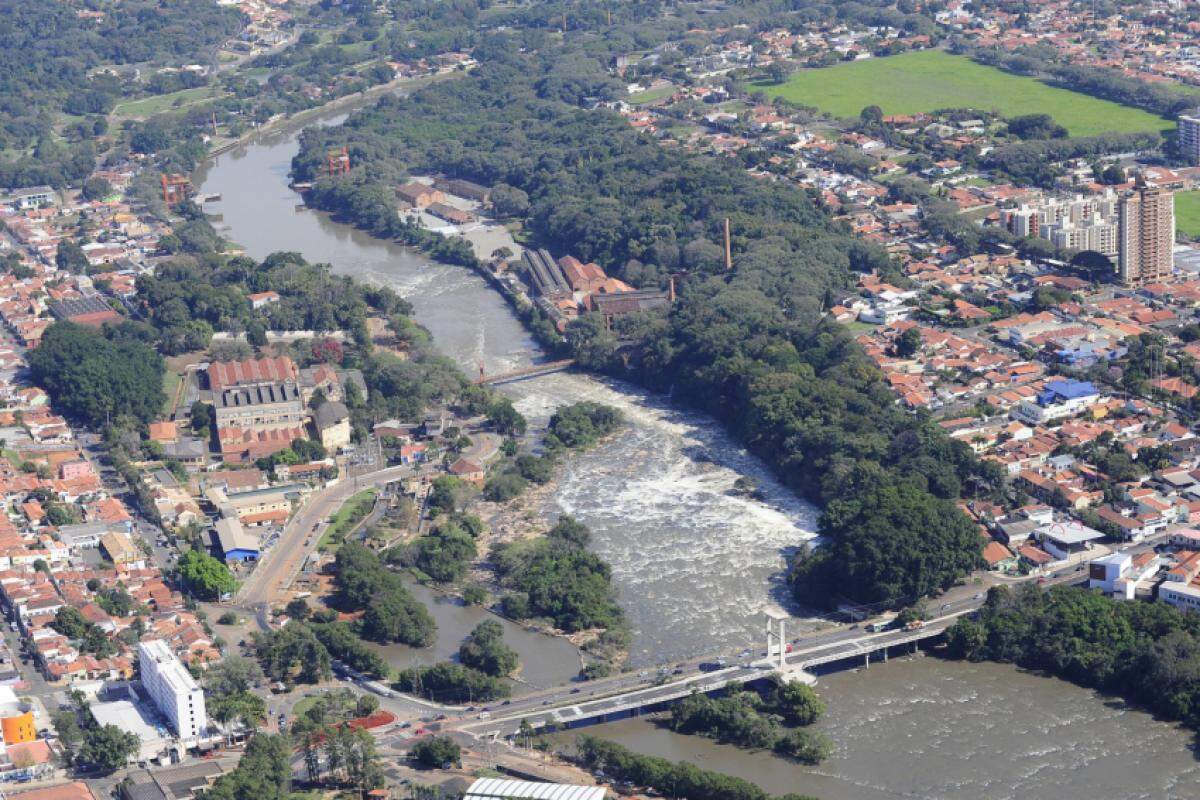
[448, 457, 485, 485]
[248, 290, 281, 310]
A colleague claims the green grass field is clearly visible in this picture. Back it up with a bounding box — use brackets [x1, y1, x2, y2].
[754, 50, 1171, 137]
[113, 86, 221, 119]
[1177, 190, 1200, 238]
[629, 83, 676, 105]
[319, 489, 378, 552]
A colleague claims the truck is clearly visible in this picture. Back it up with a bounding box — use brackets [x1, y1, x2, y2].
[904, 619, 926, 632]
[866, 614, 898, 633]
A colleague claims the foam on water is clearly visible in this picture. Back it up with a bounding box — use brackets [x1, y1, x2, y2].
[502, 372, 818, 665]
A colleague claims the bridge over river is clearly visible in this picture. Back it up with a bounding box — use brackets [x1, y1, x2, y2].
[454, 611, 968, 740]
[475, 359, 575, 385]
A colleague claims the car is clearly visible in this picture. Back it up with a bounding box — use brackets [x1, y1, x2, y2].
[570, 688, 581, 694]
[501, 700, 511, 706]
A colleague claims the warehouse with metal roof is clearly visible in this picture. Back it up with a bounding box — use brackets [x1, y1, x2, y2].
[463, 778, 607, 800]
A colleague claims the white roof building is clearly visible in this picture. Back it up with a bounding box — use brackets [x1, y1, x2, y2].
[463, 779, 607, 800]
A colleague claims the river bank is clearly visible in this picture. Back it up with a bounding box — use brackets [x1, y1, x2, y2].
[204, 71, 456, 160]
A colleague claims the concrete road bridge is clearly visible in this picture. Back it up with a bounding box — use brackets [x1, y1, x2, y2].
[454, 613, 962, 741]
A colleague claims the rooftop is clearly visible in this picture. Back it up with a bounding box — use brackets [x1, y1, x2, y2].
[464, 779, 607, 800]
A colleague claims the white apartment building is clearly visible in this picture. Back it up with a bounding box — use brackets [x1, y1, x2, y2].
[1043, 216, 1118, 257]
[138, 639, 207, 740]
[1179, 111, 1200, 166]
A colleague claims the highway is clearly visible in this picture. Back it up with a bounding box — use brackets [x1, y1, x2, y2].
[236, 464, 415, 608]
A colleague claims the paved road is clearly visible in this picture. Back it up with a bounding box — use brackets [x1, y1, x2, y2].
[236, 465, 414, 608]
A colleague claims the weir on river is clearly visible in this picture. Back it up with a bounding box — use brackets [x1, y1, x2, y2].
[194, 108, 820, 669]
[193, 101, 1200, 800]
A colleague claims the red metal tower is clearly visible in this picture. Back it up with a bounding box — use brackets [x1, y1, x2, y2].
[326, 146, 351, 178]
[161, 173, 191, 206]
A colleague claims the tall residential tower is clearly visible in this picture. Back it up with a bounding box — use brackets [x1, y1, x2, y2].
[1118, 182, 1175, 286]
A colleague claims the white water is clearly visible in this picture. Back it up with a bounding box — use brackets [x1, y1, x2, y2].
[196, 109, 818, 667]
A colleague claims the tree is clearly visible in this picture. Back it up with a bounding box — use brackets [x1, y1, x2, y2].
[56, 240, 90, 273]
[191, 400, 214, 433]
[427, 475, 466, 515]
[489, 184, 530, 217]
[52, 606, 90, 639]
[253, 625, 331, 685]
[859, 105, 884, 126]
[82, 176, 114, 201]
[1007, 113, 1068, 140]
[483, 471, 528, 503]
[29, 322, 165, 427]
[51, 708, 82, 753]
[285, 598, 311, 621]
[458, 620, 519, 677]
[1071, 249, 1114, 281]
[409, 736, 460, 769]
[198, 733, 293, 800]
[204, 656, 263, 697]
[80, 724, 138, 772]
[178, 549, 237, 599]
[355, 694, 380, 718]
[486, 396, 527, 436]
[895, 327, 922, 357]
[774, 680, 825, 726]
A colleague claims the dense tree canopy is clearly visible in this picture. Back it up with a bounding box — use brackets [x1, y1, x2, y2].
[945, 584, 1200, 731]
[334, 543, 436, 646]
[29, 322, 165, 428]
[0, 0, 243, 187]
[177, 549, 238, 600]
[295, 37, 997, 608]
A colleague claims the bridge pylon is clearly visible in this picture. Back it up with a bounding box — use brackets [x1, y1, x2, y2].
[765, 610, 787, 670]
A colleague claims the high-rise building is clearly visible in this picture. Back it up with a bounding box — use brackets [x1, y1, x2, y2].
[1118, 182, 1175, 286]
[138, 640, 207, 740]
[1179, 111, 1200, 166]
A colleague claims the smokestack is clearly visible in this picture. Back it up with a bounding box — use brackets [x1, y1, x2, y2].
[668, 274, 676, 303]
[723, 217, 732, 271]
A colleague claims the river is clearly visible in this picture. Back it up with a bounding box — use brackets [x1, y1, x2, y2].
[194, 102, 1200, 797]
[558, 656, 1200, 800]
[194, 107, 818, 671]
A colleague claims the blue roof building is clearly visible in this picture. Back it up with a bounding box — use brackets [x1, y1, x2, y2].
[1038, 379, 1099, 406]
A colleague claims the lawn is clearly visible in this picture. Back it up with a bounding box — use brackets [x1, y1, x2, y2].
[754, 50, 1172, 137]
[629, 83, 676, 105]
[318, 489, 378, 552]
[113, 86, 222, 119]
[162, 369, 182, 416]
[1177, 190, 1200, 238]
